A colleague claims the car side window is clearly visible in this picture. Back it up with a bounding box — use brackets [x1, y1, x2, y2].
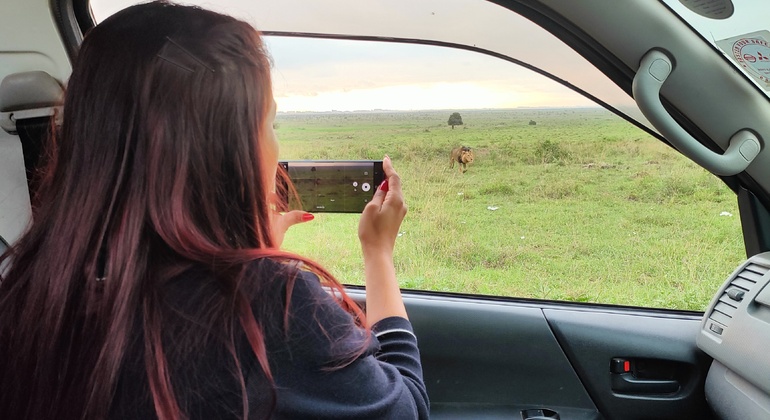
[89, 1, 746, 311]
[273, 37, 745, 311]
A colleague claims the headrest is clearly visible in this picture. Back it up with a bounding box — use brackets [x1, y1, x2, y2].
[0, 71, 63, 134]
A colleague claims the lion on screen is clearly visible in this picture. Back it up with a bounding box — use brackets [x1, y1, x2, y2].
[450, 146, 474, 173]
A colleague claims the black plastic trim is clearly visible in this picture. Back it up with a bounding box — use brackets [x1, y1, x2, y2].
[738, 187, 770, 257]
[50, 0, 86, 62]
[346, 284, 706, 319]
[74, 0, 95, 35]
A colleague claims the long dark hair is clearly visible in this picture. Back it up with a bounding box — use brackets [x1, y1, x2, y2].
[0, 2, 364, 419]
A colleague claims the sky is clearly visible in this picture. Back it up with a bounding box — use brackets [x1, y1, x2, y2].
[265, 37, 594, 112]
[89, 0, 642, 112]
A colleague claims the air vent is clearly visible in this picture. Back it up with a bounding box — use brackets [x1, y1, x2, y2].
[708, 263, 769, 332]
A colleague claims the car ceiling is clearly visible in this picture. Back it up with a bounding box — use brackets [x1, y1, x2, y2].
[0, 1, 70, 81]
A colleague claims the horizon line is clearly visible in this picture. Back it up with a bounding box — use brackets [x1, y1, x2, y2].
[276, 105, 606, 114]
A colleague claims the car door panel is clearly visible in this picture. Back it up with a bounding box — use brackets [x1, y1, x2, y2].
[348, 288, 601, 419]
[348, 289, 713, 419]
[546, 309, 713, 420]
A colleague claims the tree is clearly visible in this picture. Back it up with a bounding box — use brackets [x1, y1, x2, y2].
[447, 112, 463, 129]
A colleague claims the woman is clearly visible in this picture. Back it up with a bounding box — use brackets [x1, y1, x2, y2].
[0, 2, 428, 419]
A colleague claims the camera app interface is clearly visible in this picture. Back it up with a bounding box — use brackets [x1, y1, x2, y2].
[288, 162, 379, 213]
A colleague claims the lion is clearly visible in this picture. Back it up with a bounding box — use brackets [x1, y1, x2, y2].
[450, 146, 474, 173]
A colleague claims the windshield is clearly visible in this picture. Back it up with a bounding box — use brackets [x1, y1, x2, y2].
[662, 0, 770, 98]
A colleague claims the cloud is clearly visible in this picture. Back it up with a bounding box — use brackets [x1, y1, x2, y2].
[268, 37, 599, 111]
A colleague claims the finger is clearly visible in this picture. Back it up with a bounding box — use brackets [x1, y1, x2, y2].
[291, 210, 315, 223]
[277, 210, 314, 231]
[386, 173, 402, 196]
[382, 155, 402, 194]
[368, 179, 387, 209]
[378, 177, 389, 193]
[382, 155, 397, 178]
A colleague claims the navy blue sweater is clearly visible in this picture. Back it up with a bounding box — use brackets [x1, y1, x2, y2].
[111, 261, 429, 419]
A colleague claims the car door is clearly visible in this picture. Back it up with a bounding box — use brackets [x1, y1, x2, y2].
[6, 0, 770, 419]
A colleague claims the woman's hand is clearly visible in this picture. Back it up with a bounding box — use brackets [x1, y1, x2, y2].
[358, 155, 409, 325]
[358, 155, 407, 258]
[272, 210, 314, 248]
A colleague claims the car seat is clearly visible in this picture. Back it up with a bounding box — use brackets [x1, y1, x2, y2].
[0, 71, 63, 245]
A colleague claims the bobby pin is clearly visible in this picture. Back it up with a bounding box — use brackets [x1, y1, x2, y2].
[156, 36, 215, 73]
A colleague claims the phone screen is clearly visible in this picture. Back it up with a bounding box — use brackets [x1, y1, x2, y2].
[279, 161, 384, 213]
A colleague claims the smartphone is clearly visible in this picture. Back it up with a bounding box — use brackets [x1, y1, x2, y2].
[278, 160, 385, 213]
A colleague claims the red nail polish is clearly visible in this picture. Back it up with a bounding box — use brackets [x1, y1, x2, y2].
[379, 179, 389, 193]
[302, 213, 314, 221]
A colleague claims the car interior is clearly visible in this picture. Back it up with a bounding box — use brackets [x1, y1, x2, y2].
[2, 0, 770, 419]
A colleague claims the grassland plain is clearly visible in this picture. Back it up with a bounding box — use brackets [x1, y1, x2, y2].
[276, 108, 744, 311]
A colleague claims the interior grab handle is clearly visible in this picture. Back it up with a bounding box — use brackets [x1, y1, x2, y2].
[632, 49, 761, 176]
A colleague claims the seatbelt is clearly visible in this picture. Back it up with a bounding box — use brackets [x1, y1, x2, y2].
[15, 116, 50, 199]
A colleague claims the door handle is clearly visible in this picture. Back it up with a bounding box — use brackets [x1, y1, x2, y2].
[610, 357, 682, 394]
[611, 372, 680, 394]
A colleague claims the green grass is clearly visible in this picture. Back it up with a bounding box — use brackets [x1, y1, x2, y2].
[277, 108, 744, 311]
